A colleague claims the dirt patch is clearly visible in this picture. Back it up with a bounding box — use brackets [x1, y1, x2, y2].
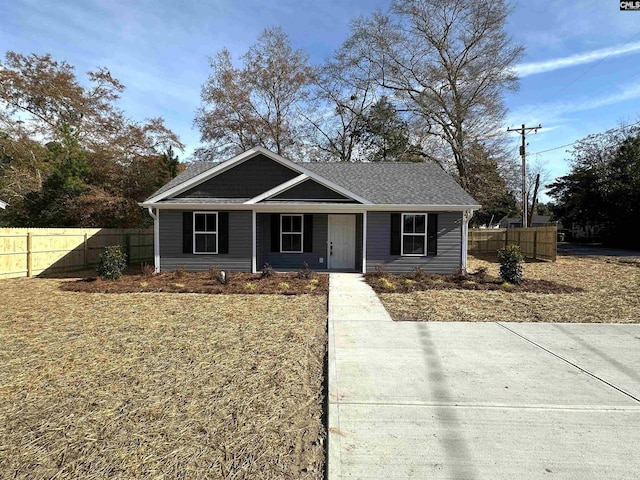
[60, 269, 328, 295]
[377, 254, 640, 323]
[0, 278, 327, 479]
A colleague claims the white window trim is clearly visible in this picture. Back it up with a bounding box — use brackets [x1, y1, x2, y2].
[280, 214, 304, 254]
[401, 213, 428, 257]
[193, 211, 218, 255]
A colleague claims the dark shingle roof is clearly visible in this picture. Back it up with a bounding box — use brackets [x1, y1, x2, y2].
[300, 162, 478, 206]
[149, 161, 217, 199]
[147, 159, 479, 207]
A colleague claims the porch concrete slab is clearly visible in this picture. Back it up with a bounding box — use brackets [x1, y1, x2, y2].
[500, 323, 640, 400]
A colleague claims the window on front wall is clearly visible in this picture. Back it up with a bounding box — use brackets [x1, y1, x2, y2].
[193, 212, 218, 254]
[402, 213, 427, 256]
[281, 214, 303, 253]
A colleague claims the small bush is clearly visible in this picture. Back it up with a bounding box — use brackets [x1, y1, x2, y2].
[245, 282, 256, 291]
[140, 262, 154, 277]
[374, 264, 387, 276]
[262, 263, 275, 279]
[410, 266, 427, 280]
[297, 262, 313, 279]
[208, 266, 220, 281]
[305, 283, 316, 292]
[140, 281, 148, 288]
[173, 265, 186, 279]
[96, 246, 127, 280]
[402, 279, 416, 285]
[278, 282, 290, 290]
[378, 277, 395, 291]
[310, 278, 319, 286]
[497, 245, 524, 284]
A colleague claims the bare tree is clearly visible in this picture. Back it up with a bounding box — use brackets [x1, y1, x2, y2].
[195, 27, 314, 158]
[342, 0, 523, 188]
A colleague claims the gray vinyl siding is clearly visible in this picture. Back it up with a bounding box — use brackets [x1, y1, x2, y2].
[258, 213, 328, 271]
[270, 179, 355, 202]
[159, 210, 252, 272]
[176, 154, 299, 199]
[366, 211, 462, 274]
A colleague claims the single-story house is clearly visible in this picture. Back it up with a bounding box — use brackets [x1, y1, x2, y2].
[141, 147, 480, 274]
[499, 215, 553, 228]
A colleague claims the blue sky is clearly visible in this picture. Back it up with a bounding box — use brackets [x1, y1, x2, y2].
[2, 0, 639, 200]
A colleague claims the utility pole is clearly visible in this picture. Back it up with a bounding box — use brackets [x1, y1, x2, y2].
[507, 123, 541, 228]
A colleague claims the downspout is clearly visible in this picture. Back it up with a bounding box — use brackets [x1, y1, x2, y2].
[148, 207, 160, 273]
[461, 209, 473, 273]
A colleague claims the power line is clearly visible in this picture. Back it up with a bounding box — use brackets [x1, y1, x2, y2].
[526, 119, 640, 156]
[507, 123, 542, 228]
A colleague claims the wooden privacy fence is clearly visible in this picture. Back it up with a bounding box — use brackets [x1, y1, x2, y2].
[468, 225, 557, 261]
[0, 228, 153, 278]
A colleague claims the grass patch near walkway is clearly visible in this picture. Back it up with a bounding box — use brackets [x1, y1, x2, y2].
[377, 254, 640, 323]
[0, 278, 327, 479]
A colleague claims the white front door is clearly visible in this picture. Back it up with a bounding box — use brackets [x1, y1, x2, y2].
[328, 215, 356, 270]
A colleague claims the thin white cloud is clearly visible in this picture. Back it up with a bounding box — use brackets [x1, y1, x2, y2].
[508, 82, 640, 130]
[515, 41, 640, 77]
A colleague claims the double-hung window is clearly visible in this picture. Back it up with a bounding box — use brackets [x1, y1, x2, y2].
[401, 213, 427, 256]
[280, 214, 303, 253]
[193, 212, 218, 254]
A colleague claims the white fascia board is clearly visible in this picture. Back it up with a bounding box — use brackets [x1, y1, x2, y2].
[140, 202, 481, 213]
[245, 174, 308, 204]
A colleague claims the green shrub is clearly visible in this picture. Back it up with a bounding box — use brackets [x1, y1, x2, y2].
[96, 246, 127, 280]
[378, 277, 395, 291]
[402, 279, 416, 285]
[497, 244, 524, 284]
[245, 282, 256, 291]
[278, 282, 290, 290]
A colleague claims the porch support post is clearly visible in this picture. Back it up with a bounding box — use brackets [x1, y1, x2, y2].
[461, 209, 473, 273]
[148, 207, 160, 273]
[251, 210, 257, 273]
[362, 211, 367, 273]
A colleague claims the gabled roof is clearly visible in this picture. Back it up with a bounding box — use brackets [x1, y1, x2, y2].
[146, 147, 370, 205]
[144, 147, 479, 208]
[301, 162, 478, 206]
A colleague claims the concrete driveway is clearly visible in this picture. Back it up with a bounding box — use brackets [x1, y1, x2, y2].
[328, 274, 640, 479]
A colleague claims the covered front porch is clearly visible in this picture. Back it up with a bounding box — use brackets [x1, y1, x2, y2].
[255, 212, 364, 273]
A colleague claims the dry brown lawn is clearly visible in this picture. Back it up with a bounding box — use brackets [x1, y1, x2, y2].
[379, 254, 640, 323]
[0, 278, 327, 479]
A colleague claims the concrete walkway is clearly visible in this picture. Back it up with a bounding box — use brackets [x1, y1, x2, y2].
[327, 273, 640, 479]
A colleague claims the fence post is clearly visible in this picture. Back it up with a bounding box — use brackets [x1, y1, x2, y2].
[26, 232, 33, 277]
[84, 233, 89, 269]
[533, 231, 538, 260]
